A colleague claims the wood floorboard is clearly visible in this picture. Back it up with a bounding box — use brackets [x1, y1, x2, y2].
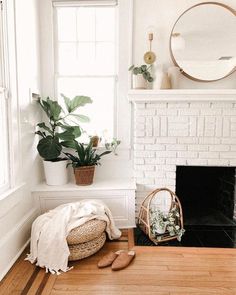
[1, 229, 236, 295]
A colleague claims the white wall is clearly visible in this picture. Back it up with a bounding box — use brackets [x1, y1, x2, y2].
[133, 0, 236, 88]
[0, 0, 41, 280]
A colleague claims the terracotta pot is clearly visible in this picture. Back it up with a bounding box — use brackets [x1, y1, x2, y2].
[74, 166, 95, 185]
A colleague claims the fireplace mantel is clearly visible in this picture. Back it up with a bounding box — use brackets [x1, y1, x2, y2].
[128, 89, 236, 102]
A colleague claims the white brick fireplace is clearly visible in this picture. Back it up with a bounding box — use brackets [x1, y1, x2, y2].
[129, 89, 236, 211]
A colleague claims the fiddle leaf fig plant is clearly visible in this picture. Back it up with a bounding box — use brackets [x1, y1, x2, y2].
[129, 64, 154, 82]
[35, 94, 92, 161]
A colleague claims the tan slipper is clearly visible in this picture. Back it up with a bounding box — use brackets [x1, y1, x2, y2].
[111, 250, 136, 271]
[97, 250, 124, 268]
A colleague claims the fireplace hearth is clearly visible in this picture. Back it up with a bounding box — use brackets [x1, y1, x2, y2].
[176, 166, 236, 227]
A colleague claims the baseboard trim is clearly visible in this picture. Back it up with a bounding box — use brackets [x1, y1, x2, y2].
[0, 238, 30, 282]
[0, 207, 39, 281]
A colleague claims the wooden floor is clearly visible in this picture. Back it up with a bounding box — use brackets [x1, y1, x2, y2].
[1, 229, 236, 295]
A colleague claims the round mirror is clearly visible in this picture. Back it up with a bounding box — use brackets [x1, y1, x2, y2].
[170, 2, 236, 82]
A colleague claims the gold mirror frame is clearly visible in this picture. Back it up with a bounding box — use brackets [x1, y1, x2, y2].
[169, 2, 236, 82]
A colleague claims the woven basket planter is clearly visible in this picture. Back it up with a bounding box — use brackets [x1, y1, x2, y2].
[68, 232, 106, 261]
[74, 166, 95, 185]
[138, 188, 184, 245]
[67, 219, 106, 245]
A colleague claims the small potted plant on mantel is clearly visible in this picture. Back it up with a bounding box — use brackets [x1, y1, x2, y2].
[129, 64, 154, 89]
[35, 94, 92, 185]
[65, 139, 121, 185]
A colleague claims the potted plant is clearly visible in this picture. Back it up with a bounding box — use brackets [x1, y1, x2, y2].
[65, 141, 112, 185]
[129, 64, 154, 89]
[150, 207, 185, 241]
[105, 138, 121, 155]
[35, 94, 92, 185]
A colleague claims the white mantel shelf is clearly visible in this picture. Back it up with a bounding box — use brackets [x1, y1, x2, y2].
[128, 89, 236, 102]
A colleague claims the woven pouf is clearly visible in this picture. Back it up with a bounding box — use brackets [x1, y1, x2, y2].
[67, 219, 106, 245]
[68, 232, 106, 261]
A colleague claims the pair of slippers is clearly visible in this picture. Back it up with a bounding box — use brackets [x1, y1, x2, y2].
[98, 250, 136, 271]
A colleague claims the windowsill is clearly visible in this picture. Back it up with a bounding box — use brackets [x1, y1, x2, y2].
[32, 178, 136, 192]
[0, 182, 26, 201]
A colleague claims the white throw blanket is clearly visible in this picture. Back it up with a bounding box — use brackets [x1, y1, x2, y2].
[26, 199, 121, 274]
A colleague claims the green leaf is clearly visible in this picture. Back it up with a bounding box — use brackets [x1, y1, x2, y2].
[61, 94, 92, 113]
[61, 140, 78, 149]
[138, 67, 143, 74]
[148, 77, 154, 82]
[133, 67, 139, 75]
[37, 136, 62, 160]
[70, 114, 90, 123]
[57, 130, 75, 141]
[128, 65, 134, 71]
[46, 98, 62, 120]
[37, 123, 53, 135]
[35, 131, 46, 138]
[141, 65, 147, 71]
[98, 150, 112, 157]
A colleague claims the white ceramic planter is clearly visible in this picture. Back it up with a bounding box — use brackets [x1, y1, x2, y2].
[132, 74, 147, 89]
[43, 160, 68, 186]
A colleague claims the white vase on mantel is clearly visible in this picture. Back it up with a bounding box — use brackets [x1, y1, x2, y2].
[152, 64, 163, 90]
[132, 74, 147, 89]
[168, 66, 180, 89]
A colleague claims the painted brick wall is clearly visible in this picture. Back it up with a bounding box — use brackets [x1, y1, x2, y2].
[133, 101, 236, 213]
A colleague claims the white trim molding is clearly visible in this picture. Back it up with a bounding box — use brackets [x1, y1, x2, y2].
[0, 206, 39, 281]
[128, 89, 236, 102]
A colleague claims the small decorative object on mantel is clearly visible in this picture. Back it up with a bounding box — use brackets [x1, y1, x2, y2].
[129, 64, 154, 89]
[167, 66, 181, 89]
[160, 72, 172, 89]
[138, 188, 185, 245]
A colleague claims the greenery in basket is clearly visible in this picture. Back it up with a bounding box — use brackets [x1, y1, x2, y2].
[149, 206, 185, 242]
[35, 94, 92, 161]
[65, 138, 121, 168]
[128, 64, 154, 82]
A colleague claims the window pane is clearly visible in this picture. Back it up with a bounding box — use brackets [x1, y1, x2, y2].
[77, 8, 95, 42]
[96, 7, 116, 42]
[57, 8, 76, 42]
[58, 43, 77, 74]
[96, 42, 115, 74]
[57, 77, 115, 139]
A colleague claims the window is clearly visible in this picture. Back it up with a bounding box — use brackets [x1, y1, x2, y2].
[0, 3, 9, 194]
[54, 1, 117, 141]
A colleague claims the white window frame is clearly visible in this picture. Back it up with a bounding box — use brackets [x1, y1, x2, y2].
[53, 1, 118, 138]
[0, 0, 22, 198]
[39, 0, 133, 152]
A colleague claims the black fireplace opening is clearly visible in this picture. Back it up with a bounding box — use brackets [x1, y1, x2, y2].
[176, 166, 236, 227]
[134, 166, 236, 248]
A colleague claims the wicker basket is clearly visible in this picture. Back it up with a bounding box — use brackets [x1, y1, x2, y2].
[67, 219, 106, 245]
[74, 166, 95, 185]
[138, 188, 184, 245]
[68, 232, 106, 261]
